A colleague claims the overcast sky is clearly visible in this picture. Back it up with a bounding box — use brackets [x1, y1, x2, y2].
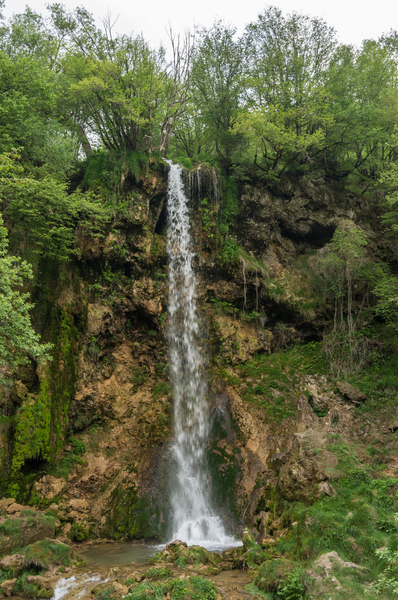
[3, 0, 397, 50]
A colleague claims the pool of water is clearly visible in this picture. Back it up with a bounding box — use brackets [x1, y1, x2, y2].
[79, 543, 158, 566]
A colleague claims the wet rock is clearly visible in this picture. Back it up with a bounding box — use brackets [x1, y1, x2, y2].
[336, 381, 366, 404]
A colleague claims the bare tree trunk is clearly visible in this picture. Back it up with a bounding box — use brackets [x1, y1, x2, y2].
[79, 125, 93, 158]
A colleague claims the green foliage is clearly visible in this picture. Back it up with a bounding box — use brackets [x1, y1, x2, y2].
[310, 219, 385, 376]
[0, 210, 51, 378]
[145, 567, 173, 581]
[68, 437, 86, 455]
[69, 522, 88, 542]
[273, 467, 398, 573]
[11, 377, 51, 473]
[10, 306, 79, 476]
[346, 345, 398, 412]
[82, 149, 151, 199]
[190, 22, 247, 169]
[254, 559, 302, 595]
[0, 39, 78, 174]
[366, 523, 398, 595]
[127, 575, 217, 600]
[240, 7, 336, 180]
[276, 568, 306, 599]
[0, 150, 108, 260]
[215, 341, 327, 422]
[95, 587, 115, 600]
[152, 382, 170, 400]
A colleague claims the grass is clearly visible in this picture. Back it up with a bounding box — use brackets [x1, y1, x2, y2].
[346, 345, 398, 414]
[23, 539, 79, 569]
[126, 575, 217, 600]
[215, 341, 328, 422]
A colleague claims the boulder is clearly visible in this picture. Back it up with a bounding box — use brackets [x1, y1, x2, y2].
[313, 551, 366, 575]
[0, 578, 16, 597]
[0, 514, 56, 555]
[336, 381, 366, 404]
[6, 503, 25, 515]
[33, 475, 67, 502]
[0, 499, 15, 514]
[25, 576, 54, 599]
[275, 430, 337, 501]
[0, 554, 24, 573]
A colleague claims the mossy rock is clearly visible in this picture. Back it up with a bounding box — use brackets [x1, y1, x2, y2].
[0, 515, 55, 557]
[241, 530, 270, 567]
[254, 558, 301, 592]
[13, 574, 54, 599]
[148, 541, 221, 570]
[23, 539, 84, 570]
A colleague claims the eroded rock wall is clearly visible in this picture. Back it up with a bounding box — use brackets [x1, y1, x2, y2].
[1, 167, 393, 544]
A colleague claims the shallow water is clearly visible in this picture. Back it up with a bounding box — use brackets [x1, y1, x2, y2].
[79, 543, 157, 566]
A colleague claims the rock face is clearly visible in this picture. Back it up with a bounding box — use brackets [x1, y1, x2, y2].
[33, 476, 67, 502]
[0, 164, 394, 547]
[336, 381, 367, 404]
[276, 430, 338, 501]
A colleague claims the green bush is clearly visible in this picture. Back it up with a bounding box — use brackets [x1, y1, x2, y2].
[255, 559, 301, 594]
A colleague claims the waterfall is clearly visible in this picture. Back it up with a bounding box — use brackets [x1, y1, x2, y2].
[166, 161, 236, 548]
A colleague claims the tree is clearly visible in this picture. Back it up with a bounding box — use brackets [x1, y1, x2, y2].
[49, 5, 191, 156]
[310, 220, 370, 376]
[0, 211, 51, 381]
[0, 8, 80, 174]
[0, 149, 108, 260]
[324, 39, 398, 181]
[235, 6, 336, 179]
[190, 21, 247, 169]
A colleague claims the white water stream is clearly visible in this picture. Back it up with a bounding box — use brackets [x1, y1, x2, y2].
[166, 161, 237, 549]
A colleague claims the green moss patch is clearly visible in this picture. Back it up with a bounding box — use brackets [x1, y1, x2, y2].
[23, 539, 84, 570]
[0, 514, 55, 557]
[215, 341, 328, 422]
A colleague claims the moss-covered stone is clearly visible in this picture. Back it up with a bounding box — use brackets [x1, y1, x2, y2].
[149, 540, 222, 572]
[102, 480, 165, 540]
[23, 539, 84, 570]
[254, 558, 302, 593]
[0, 514, 55, 557]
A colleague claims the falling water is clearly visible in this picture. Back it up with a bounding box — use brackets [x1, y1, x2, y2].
[166, 161, 236, 549]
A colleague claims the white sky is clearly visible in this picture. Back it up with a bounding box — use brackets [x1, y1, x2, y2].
[3, 0, 398, 50]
